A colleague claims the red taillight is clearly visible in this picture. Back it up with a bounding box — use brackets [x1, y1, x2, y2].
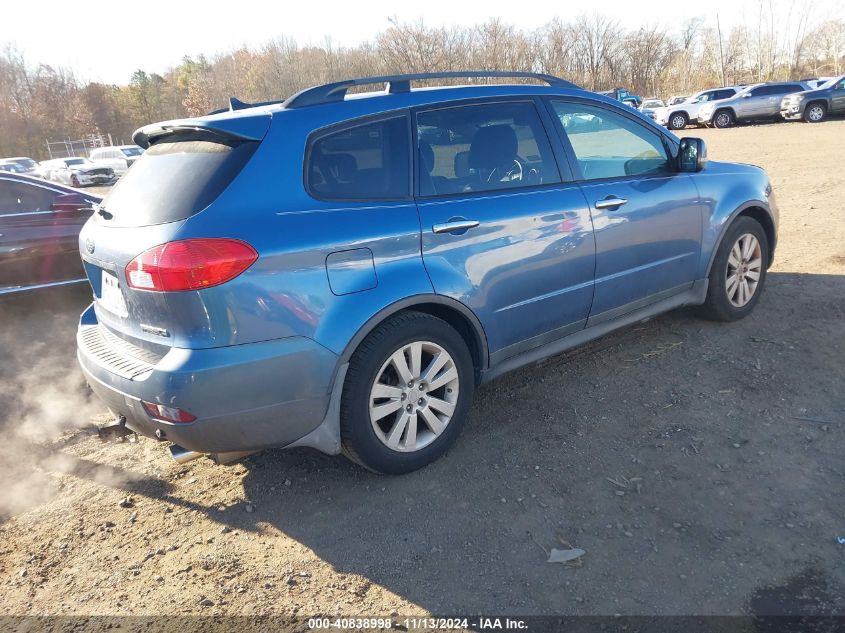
[142, 401, 197, 423]
[125, 239, 258, 292]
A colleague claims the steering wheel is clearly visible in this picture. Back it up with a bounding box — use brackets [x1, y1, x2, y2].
[486, 157, 525, 184]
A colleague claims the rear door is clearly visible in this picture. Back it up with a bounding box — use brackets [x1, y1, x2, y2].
[545, 99, 701, 323]
[414, 99, 596, 362]
[0, 177, 91, 291]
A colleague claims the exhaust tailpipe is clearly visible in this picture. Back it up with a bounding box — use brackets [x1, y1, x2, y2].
[169, 444, 203, 464]
[211, 450, 258, 465]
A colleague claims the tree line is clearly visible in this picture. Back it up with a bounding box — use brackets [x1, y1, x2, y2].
[1, 11, 843, 159]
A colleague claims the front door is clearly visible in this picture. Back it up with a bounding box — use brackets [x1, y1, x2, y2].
[546, 99, 702, 323]
[414, 99, 596, 362]
[830, 78, 845, 113]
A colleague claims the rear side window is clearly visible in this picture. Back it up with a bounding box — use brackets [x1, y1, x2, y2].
[307, 115, 410, 200]
[100, 136, 257, 227]
[415, 101, 560, 197]
[716, 89, 736, 100]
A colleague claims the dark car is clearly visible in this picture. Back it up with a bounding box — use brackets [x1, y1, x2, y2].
[781, 75, 845, 122]
[0, 173, 100, 294]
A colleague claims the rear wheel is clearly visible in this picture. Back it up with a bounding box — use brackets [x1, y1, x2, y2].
[668, 112, 688, 130]
[696, 216, 769, 322]
[340, 311, 475, 474]
[804, 102, 826, 123]
[713, 109, 734, 128]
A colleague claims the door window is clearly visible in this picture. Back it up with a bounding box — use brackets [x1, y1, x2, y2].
[415, 101, 560, 197]
[0, 181, 57, 214]
[551, 102, 671, 180]
[306, 115, 410, 200]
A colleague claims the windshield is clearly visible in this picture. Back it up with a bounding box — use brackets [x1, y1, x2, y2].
[817, 76, 844, 90]
[13, 158, 37, 169]
[121, 147, 144, 157]
[642, 100, 663, 108]
[65, 158, 88, 166]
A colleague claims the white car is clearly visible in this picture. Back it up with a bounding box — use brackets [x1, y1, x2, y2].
[38, 157, 115, 187]
[89, 145, 144, 175]
[0, 156, 39, 174]
[653, 87, 741, 129]
[639, 98, 666, 119]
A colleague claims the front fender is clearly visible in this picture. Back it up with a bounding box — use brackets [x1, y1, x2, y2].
[690, 161, 778, 277]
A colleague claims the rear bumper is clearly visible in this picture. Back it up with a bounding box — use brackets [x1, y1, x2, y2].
[76, 303, 338, 453]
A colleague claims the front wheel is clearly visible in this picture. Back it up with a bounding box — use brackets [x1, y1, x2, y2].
[668, 112, 688, 130]
[713, 109, 734, 128]
[696, 217, 769, 322]
[804, 102, 826, 123]
[340, 311, 475, 474]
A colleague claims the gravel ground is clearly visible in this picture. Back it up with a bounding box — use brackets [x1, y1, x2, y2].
[0, 119, 843, 619]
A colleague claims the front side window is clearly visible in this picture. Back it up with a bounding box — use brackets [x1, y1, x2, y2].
[307, 115, 410, 200]
[551, 101, 671, 181]
[415, 101, 559, 197]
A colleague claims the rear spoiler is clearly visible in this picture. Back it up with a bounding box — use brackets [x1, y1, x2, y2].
[132, 112, 272, 149]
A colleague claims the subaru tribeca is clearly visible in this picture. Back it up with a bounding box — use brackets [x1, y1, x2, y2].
[76, 71, 779, 474]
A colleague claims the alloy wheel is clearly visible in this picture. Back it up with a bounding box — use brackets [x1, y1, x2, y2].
[726, 233, 763, 307]
[369, 341, 459, 452]
[671, 114, 686, 129]
[808, 105, 824, 122]
[715, 112, 731, 128]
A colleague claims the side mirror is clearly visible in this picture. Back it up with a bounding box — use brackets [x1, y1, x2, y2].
[51, 193, 92, 213]
[678, 138, 707, 172]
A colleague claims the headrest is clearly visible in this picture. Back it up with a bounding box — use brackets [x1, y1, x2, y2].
[468, 125, 518, 169]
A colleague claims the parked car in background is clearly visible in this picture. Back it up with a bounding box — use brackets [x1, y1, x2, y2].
[0, 157, 39, 174]
[598, 87, 643, 108]
[0, 162, 29, 174]
[89, 145, 145, 175]
[781, 75, 845, 123]
[698, 81, 811, 128]
[667, 95, 688, 106]
[76, 70, 778, 474]
[0, 173, 100, 294]
[653, 87, 740, 129]
[639, 98, 666, 119]
[40, 157, 115, 187]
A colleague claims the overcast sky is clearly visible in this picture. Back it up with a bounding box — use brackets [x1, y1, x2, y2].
[2, 0, 842, 84]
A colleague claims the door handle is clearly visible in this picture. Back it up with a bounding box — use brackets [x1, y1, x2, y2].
[432, 219, 480, 234]
[594, 197, 628, 210]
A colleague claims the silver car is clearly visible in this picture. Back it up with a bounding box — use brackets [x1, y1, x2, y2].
[698, 81, 810, 128]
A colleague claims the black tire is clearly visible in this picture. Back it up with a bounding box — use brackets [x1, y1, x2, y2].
[696, 216, 769, 322]
[70, 174, 80, 187]
[803, 101, 827, 123]
[340, 311, 475, 474]
[713, 109, 734, 128]
[667, 112, 688, 130]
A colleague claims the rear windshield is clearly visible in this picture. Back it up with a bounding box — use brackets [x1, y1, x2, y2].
[98, 135, 257, 227]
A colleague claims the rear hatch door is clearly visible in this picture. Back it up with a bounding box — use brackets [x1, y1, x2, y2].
[79, 112, 270, 350]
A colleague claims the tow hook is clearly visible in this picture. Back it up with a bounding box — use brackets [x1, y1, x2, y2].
[98, 415, 137, 442]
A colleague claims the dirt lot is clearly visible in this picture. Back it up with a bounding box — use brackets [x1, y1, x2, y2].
[0, 120, 843, 620]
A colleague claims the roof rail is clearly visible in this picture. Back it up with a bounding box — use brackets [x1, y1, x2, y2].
[283, 71, 579, 109]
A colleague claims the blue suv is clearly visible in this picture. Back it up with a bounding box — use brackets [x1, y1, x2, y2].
[76, 71, 778, 474]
